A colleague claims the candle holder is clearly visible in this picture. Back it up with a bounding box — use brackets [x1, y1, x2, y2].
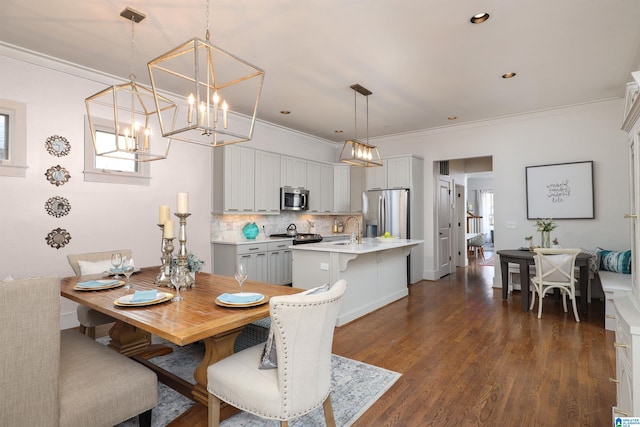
[155, 225, 174, 286]
[175, 212, 194, 289]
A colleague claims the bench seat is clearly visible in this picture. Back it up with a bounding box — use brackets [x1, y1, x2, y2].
[599, 271, 632, 331]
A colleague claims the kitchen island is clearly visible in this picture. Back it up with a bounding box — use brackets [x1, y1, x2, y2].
[292, 237, 423, 326]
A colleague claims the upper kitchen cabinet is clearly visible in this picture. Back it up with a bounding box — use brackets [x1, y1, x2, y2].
[333, 165, 351, 213]
[212, 145, 255, 213]
[365, 155, 422, 190]
[280, 155, 307, 189]
[306, 161, 334, 213]
[255, 150, 281, 213]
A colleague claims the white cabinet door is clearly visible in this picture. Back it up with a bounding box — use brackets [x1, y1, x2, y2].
[239, 252, 268, 283]
[387, 157, 411, 189]
[365, 162, 387, 190]
[306, 161, 322, 212]
[255, 150, 281, 213]
[268, 249, 292, 285]
[333, 165, 351, 212]
[280, 155, 307, 188]
[223, 146, 255, 212]
[320, 163, 334, 213]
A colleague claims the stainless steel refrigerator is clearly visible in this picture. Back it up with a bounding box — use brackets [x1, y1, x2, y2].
[363, 188, 410, 239]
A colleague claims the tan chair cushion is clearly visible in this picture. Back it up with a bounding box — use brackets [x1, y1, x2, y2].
[59, 330, 157, 427]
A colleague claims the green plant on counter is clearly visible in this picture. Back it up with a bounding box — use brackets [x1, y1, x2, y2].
[534, 218, 557, 232]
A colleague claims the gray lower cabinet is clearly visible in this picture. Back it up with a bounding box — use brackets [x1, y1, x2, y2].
[212, 240, 293, 286]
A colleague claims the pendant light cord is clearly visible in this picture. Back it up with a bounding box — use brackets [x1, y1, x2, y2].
[129, 15, 136, 82]
[205, 0, 211, 41]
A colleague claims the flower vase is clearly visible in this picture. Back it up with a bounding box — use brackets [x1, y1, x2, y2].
[541, 231, 551, 248]
[189, 271, 196, 285]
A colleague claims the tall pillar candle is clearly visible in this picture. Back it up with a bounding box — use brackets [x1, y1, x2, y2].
[159, 205, 170, 225]
[163, 220, 175, 239]
[177, 192, 189, 214]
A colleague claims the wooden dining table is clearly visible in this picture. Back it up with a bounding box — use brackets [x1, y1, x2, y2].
[60, 267, 302, 426]
[497, 249, 593, 314]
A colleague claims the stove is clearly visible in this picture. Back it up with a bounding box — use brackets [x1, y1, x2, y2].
[270, 233, 323, 244]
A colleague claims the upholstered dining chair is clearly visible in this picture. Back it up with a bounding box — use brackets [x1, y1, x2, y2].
[206, 279, 347, 427]
[67, 249, 132, 339]
[468, 233, 486, 260]
[529, 248, 581, 322]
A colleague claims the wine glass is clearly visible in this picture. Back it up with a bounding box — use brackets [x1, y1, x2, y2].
[111, 252, 122, 279]
[170, 268, 184, 302]
[121, 256, 134, 290]
[234, 263, 247, 294]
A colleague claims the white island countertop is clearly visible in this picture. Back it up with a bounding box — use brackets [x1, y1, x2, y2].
[290, 237, 423, 254]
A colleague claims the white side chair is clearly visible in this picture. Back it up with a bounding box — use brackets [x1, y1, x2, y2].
[529, 248, 581, 322]
[206, 280, 347, 427]
[67, 249, 132, 339]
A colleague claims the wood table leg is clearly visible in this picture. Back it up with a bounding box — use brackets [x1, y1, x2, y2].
[191, 327, 243, 406]
[519, 261, 531, 312]
[500, 259, 509, 300]
[107, 321, 153, 356]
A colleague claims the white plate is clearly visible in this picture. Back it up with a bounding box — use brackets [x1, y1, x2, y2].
[114, 292, 173, 307]
[376, 236, 398, 243]
[216, 292, 266, 307]
[74, 280, 124, 291]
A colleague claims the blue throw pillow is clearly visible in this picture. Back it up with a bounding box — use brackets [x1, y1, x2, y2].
[597, 247, 631, 274]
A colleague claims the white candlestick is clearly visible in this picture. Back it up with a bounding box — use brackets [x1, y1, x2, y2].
[163, 220, 175, 238]
[177, 192, 189, 214]
[187, 93, 195, 123]
[222, 100, 228, 129]
[159, 205, 170, 224]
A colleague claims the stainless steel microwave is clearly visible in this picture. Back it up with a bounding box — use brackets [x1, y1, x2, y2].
[280, 187, 309, 211]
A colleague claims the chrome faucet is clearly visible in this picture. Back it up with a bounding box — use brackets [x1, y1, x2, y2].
[346, 216, 362, 244]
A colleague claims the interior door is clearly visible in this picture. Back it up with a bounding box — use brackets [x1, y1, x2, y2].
[438, 178, 453, 277]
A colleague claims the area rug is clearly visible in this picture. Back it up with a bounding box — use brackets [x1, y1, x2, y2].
[108, 338, 401, 427]
[477, 255, 495, 266]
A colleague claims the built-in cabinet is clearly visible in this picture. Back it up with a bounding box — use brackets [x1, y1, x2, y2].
[333, 165, 351, 213]
[254, 151, 281, 213]
[212, 239, 293, 285]
[612, 78, 640, 419]
[213, 145, 361, 215]
[280, 155, 307, 189]
[365, 155, 413, 190]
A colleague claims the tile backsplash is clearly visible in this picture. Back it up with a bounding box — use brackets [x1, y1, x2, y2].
[211, 213, 362, 241]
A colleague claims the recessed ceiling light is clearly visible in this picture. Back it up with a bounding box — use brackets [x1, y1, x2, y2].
[448, 116, 457, 121]
[334, 129, 343, 133]
[502, 72, 517, 79]
[470, 13, 490, 24]
[280, 110, 291, 115]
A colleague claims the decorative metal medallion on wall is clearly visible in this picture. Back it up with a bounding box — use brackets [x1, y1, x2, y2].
[45, 135, 71, 157]
[45, 196, 71, 218]
[45, 165, 70, 186]
[45, 227, 71, 249]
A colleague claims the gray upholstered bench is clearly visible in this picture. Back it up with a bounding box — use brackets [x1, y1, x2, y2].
[1, 276, 157, 427]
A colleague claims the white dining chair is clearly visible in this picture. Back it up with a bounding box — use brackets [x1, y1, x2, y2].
[206, 280, 347, 427]
[529, 248, 581, 322]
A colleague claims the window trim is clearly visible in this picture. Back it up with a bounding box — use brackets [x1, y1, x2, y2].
[83, 115, 151, 185]
[0, 99, 27, 178]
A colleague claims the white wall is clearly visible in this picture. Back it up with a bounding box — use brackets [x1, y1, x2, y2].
[374, 100, 630, 283]
[0, 48, 336, 328]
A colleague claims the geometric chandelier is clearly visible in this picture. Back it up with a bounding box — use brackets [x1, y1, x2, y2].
[339, 84, 383, 167]
[85, 7, 177, 162]
[147, 0, 265, 148]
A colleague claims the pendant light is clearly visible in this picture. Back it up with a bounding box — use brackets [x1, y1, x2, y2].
[339, 84, 382, 167]
[85, 7, 177, 162]
[147, 0, 265, 147]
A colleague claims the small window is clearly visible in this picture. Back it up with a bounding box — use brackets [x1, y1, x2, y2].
[84, 116, 150, 185]
[0, 99, 27, 178]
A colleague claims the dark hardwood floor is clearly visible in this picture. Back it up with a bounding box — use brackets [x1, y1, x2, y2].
[333, 251, 617, 426]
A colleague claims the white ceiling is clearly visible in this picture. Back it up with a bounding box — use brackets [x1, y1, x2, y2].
[2, 1, 640, 143]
